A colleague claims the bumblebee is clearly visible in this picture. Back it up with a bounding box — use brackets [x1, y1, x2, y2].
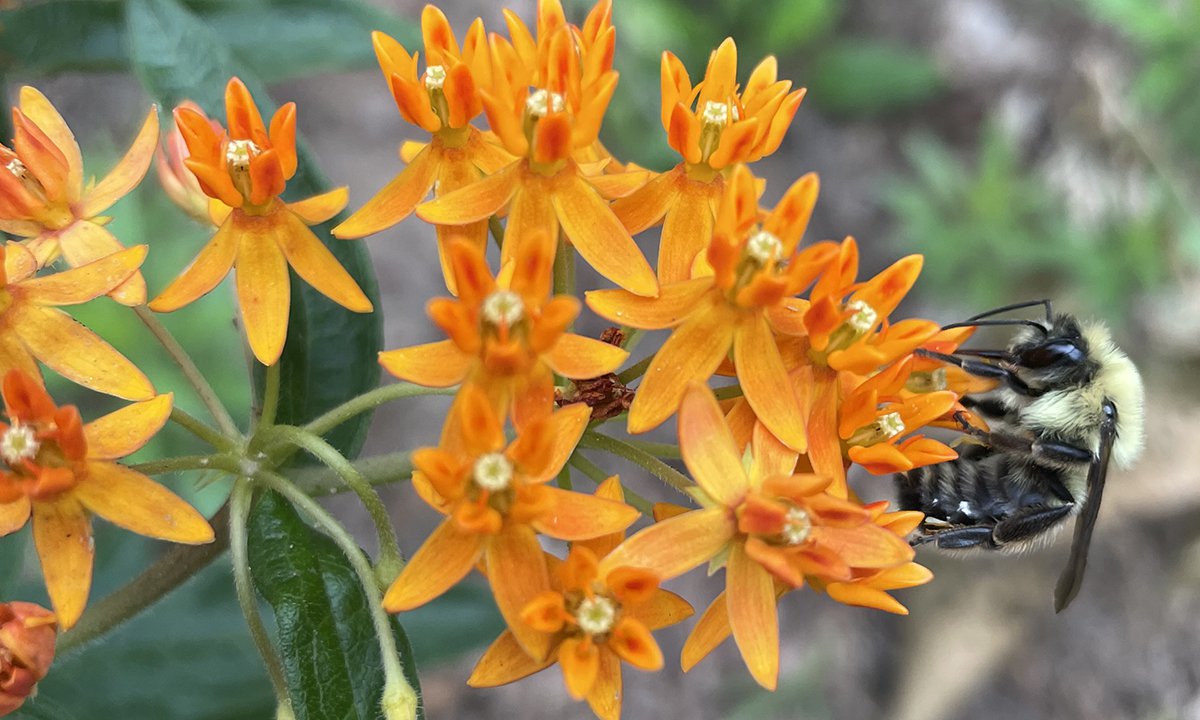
[895, 300, 1145, 611]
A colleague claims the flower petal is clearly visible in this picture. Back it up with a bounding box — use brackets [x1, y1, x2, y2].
[54, 222, 146, 306]
[678, 382, 748, 507]
[468, 630, 555, 687]
[378, 340, 471, 387]
[658, 182, 715, 283]
[18, 86, 83, 202]
[10, 304, 154, 400]
[807, 367, 847, 498]
[748, 420, 799, 488]
[75, 461, 213, 543]
[83, 394, 173, 460]
[681, 592, 731, 672]
[559, 636, 600, 699]
[627, 299, 736, 434]
[610, 617, 663, 671]
[734, 314, 807, 452]
[416, 161, 519, 225]
[726, 542, 779, 690]
[32, 496, 93, 630]
[629, 589, 694, 630]
[0, 496, 31, 536]
[611, 166, 680, 234]
[80, 107, 159, 217]
[552, 172, 658, 297]
[811, 524, 914, 569]
[543, 333, 627, 379]
[18, 244, 146, 307]
[825, 582, 909, 615]
[288, 187, 349, 226]
[383, 517, 484, 611]
[333, 145, 439, 238]
[233, 214, 291, 365]
[501, 179, 559, 269]
[586, 279, 713, 330]
[486, 525, 553, 660]
[148, 216, 239, 313]
[531, 487, 638, 540]
[510, 402, 590, 481]
[585, 649, 623, 720]
[598, 506, 734, 581]
[274, 209, 372, 312]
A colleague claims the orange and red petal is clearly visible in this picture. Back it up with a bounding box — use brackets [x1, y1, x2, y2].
[148, 216, 239, 313]
[383, 518, 485, 612]
[75, 461, 213, 543]
[610, 617, 663, 671]
[586, 279, 713, 330]
[678, 382, 748, 507]
[31, 496, 93, 630]
[486, 525, 553, 661]
[734, 314, 807, 452]
[83, 393, 172, 460]
[531, 487, 638, 541]
[726, 541, 779, 690]
[18, 87, 83, 203]
[268, 103, 298, 178]
[510, 401, 589, 481]
[598, 506, 735, 581]
[274, 209, 372, 313]
[80, 107, 159, 217]
[333, 145, 439, 239]
[559, 636, 601, 700]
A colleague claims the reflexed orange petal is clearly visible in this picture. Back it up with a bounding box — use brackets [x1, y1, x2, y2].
[586, 279, 712, 330]
[627, 301, 735, 434]
[826, 582, 909, 615]
[333, 145, 439, 238]
[726, 542, 779, 690]
[18, 244, 146, 307]
[0, 496, 31, 536]
[80, 107, 159, 217]
[468, 630, 555, 687]
[383, 518, 484, 611]
[610, 617, 663, 671]
[417, 162, 519, 225]
[531, 487, 638, 540]
[735, 314, 807, 452]
[54, 221, 146, 306]
[629, 589, 693, 630]
[748, 421, 799, 488]
[75, 461, 213, 543]
[0, 331, 39, 392]
[378, 341, 471, 387]
[807, 367, 847, 498]
[681, 592, 731, 672]
[678, 382, 747, 507]
[611, 166, 680, 234]
[487, 525, 553, 660]
[560, 636, 600, 699]
[658, 181, 716, 283]
[232, 213, 291, 365]
[83, 393, 172, 460]
[502, 181, 558, 268]
[10, 304, 154, 400]
[552, 173, 657, 297]
[586, 168, 648, 200]
[148, 216, 239, 312]
[288, 187, 349, 226]
[812, 524, 914, 568]
[32, 496, 93, 630]
[544, 334, 627, 379]
[274, 209, 372, 312]
[18, 87, 83, 202]
[598, 507, 734, 581]
[585, 648, 623, 720]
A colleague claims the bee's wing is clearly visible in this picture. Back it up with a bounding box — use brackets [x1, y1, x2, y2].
[1053, 399, 1118, 612]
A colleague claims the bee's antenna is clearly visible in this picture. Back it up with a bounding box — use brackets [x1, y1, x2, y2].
[942, 319, 1049, 334]
[965, 299, 1053, 323]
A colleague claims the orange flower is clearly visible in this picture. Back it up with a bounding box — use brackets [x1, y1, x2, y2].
[155, 100, 219, 225]
[470, 536, 693, 720]
[417, 0, 658, 298]
[0, 242, 153, 401]
[800, 236, 940, 496]
[588, 165, 836, 451]
[0, 601, 56, 716]
[147, 78, 372, 366]
[333, 10, 514, 294]
[0, 371, 213, 629]
[378, 233, 627, 427]
[820, 503, 933, 614]
[612, 38, 805, 282]
[383, 386, 639, 660]
[0, 86, 158, 305]
[838, 356, 958, 474]
[599, 384, 912, 689]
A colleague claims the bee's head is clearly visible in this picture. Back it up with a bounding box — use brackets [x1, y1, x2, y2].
[1007, 314, 1098, 389]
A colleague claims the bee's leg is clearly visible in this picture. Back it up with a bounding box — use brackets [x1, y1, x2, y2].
[916, 349, 1037, 396]
[913, 525, 998, 550]
[992, 504, 1074, 544]
[951, 413, 1093, 468]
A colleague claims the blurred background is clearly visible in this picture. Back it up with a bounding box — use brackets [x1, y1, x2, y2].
[2, 0, 1199, 718]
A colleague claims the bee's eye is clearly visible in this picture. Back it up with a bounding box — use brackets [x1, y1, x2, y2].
[1020, 340, 1083, 368]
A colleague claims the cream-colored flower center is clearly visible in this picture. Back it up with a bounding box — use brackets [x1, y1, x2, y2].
[425, 65, 447, 91]
[878, 411, 905, 439]
[846, 300, 878, 333]
[225, 139, 261, 169]
[702, 100, 730, 127]
[5, 158, 27, 179]
[473, 453, 513, 492]
[526, 88, 565, 118]
[782, 507, 812, 546]
[575, 596, 616, 636]
[481, 290, 524, 325]
[906, 368, 948, 393]
[1, 424, 39, 465]
[746, 230, 783, 264]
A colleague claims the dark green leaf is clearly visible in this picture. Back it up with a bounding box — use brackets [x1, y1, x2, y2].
[125, 0, 383, 459]
[809, 40, 943, 116]
[10, 696, 81, 720]
[248, 491, 424, 720]
[0, 2, 127, 75]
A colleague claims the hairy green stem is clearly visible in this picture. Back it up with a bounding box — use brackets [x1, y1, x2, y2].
[292, 451, 414, 496]
[616, 355, 654, 385]
[129, 453, 229, 476]
[253, 469, 418, 718]
[304, 383, 457, 438]
[259, 361, 281, 430]
[619, 327, 645, 352]
[578, 431, 693, 495]
[568, 453, 654, 516]
[230, 481, 293, 714]
[135, 306, 240, 437]
[170, 407, 236, 450]
[621, 438, 683, 459]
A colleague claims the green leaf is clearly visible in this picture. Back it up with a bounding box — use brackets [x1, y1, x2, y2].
[403, 583, 505, 666]
[809, 40, 944, 116]
[10, 696, 82, 720]
[754, 0, 838, 51]
[0, 2, 127, 74]
[248, 491, 424, 720]
[125, 0, 383, 459]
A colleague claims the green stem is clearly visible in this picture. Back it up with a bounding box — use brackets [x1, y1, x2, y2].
[556, 464, 573, 491]
[619, 327, 645, 352]
[304, 383, 457, 438]
[293, 451, 414, 496]
[553, 235, 576, 299]
[135, 305, 240, 438]
[170, 407, 236, 450]
[713, 384, 744, 401]
[616, 355, 654, 385]
[578, 430, 693, 495]
[488, 215, 505, 250]
[568, 454, 654, 516]
[263, 425, 403, 575]
[259, 361, 281, 430]
[230, 481, 292, 715]
[253, 469, 418, 717]
[129, 453, 229, 476]
[622, 439, 682, 460]
[58, 502, 233, 655]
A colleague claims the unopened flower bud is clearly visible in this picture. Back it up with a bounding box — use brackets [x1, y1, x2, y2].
[0, 602, 57, 716]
